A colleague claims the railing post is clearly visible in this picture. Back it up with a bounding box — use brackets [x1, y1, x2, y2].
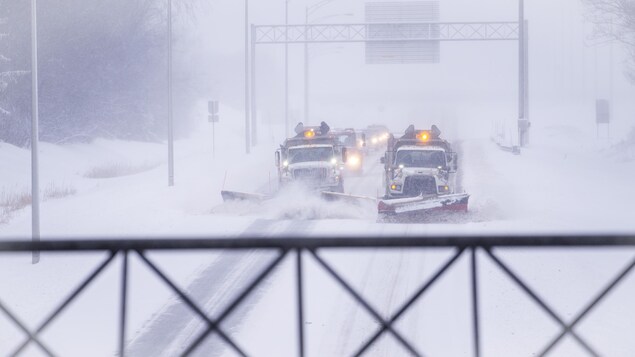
[296, 248, 305, 357]
[119, 250, 128, 357]
[471, 247, 481, 357]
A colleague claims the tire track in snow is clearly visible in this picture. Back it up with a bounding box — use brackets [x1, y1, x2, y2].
[331, 250, 378, 355]
[126, 218, 300, 356]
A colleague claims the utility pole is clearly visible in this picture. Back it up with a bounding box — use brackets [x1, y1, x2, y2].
[251, 25, 257, 146]
[31, 0, 40, 264]
[518, 0, 524, 122]
[302, 1, 345, 125]
[244, 0, 251, 153]
[285, 0, 290, 137]
[167, 0, 174, 186]
[304, 7, 309, 124]
[518, 0, 529, 147]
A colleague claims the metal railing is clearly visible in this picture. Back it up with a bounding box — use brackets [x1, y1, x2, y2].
[1, 235, 634, 357]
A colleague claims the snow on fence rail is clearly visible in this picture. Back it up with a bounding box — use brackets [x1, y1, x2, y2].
[1, 235, 634, 357]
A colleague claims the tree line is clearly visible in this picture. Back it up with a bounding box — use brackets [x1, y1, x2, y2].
[0, 0, 198, 147]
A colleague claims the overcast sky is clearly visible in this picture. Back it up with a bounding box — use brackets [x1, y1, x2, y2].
[178, 0, 633, 140]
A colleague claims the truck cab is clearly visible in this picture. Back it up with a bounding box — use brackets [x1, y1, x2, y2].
[275, 122, 347, 193]
[382, 125, 458, 198]
[331, 128, 365, 174]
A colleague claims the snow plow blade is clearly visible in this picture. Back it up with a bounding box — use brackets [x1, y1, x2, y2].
[321, 191, 377, 204]
[378, 193, 470, 215]
[221, 190, 269, 203]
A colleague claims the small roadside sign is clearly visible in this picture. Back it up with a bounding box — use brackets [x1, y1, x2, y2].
[208, 100, 220, 157]
[208, 100, 219, 114]
[596, 99, 610, 124]
[208, 101, 219, 122]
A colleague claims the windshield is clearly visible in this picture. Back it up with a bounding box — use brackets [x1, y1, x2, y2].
[395, 150, 446, 168]
[288, 147, 334, 164]
[335, 133, 356, 147]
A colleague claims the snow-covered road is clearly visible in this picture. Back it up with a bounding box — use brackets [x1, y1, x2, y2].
[2, 117, 635, 356]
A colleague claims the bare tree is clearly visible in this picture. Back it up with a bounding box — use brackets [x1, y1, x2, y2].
[0, 14, 30, 146]
[584, 0, 635, 81]
[0, 0, 205, 147]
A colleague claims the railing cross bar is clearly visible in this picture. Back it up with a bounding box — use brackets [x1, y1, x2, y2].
[11, 251, 116, 356]
[0, 298, 55, 357]
[136, 251, 247, 357]
[538, 255, 635, 357]
[485, 249, 600, 357]
[309, 249, 422, 357]
[353, 248, 465, 357]
[183, 249, 288, 356]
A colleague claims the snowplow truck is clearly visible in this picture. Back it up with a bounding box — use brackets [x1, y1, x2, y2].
[378, 125, 469, 216]
[275, 122, 347, 193]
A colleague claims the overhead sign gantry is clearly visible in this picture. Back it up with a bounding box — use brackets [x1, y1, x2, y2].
[244, 0, 529, 151]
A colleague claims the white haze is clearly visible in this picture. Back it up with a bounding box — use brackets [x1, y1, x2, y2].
[182, 0, 635, 140]
[1, 1, 635, 356]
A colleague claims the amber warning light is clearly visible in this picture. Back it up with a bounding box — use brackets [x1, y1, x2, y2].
[416, 131, 430, 142]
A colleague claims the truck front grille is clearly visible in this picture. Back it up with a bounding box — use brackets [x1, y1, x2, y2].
[403, 175, 436, 196]
[293, 168, 328, 180]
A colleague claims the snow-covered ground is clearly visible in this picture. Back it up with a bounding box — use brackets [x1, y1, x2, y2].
[1, 104, 635, 356]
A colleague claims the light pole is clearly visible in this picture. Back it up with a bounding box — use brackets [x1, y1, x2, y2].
[285, 0, 290, 137]
[244, 0, 251, 153]
[168, 0, 174, 186]
[30, 0, 40, 264]
[304, 7, 309, 124]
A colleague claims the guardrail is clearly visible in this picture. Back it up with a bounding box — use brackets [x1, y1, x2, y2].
[491, 136, 521, 155]
[1, 235, 634, 357]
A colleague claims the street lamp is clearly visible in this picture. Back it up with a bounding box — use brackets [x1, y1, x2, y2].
[245, 0, 251, 153]
[30, 0, 40, 264]
[285, 0, 290, 137]
[168, 0, 174, 186]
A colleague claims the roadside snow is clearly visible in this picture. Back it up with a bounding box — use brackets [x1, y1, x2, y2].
[1, 106, 635, 356]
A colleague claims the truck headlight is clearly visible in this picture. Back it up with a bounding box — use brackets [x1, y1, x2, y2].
[390, 183, 402, 191]
[348, 155, 360, 167]
[437, 185, 450, 193]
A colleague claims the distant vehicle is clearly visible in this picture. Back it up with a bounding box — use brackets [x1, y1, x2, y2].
[362, 125, 390, 152]
[377, 125, 469, 218]
[275, 122, 347, 193]
[330, 128, 366, 174]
